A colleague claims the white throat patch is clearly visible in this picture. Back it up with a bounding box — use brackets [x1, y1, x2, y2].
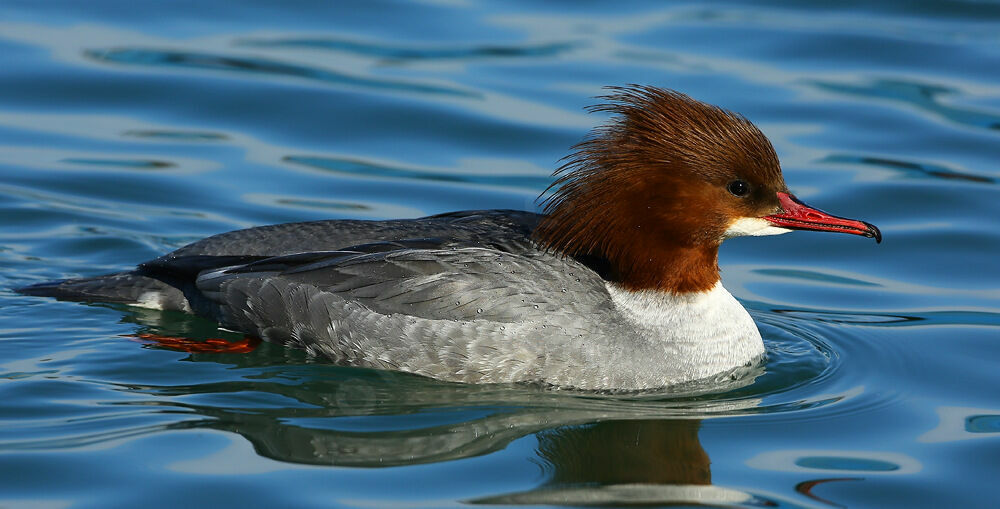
[724, 217, 791, 238]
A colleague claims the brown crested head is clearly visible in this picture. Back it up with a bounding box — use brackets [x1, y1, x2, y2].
[533, 85, 788, 293]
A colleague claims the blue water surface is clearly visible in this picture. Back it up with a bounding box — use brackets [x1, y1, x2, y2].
[1, 1, 999, 507]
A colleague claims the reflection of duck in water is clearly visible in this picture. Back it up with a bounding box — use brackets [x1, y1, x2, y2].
[475, 420, 735, 506]
[117, 323, 873, 507]
[118, 324, 760, 469]
[139, 368, 846, 506]
[19, 86, 879, 390]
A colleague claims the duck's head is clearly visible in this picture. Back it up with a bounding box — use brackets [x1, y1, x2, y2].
[534, 85, 879, 293]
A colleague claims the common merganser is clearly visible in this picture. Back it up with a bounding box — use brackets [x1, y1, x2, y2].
[18, 86, 880, 391]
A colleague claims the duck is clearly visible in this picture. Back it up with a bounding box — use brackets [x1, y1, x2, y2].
[18, 85, 880, 391]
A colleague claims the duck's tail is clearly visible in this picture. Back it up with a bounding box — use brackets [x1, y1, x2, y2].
[16, 271, 190, 311]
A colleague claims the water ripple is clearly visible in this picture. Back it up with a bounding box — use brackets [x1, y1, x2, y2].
[809, 77, 1000, 132]
[237, 37, 580, 62]
[468, 484, 782, 507]
[284, 155, 550, 189]
[242, 193, 425, 219]
[821, 153, 995, 184]
[754, 268, 881, 287]
[771, 308, 1000, 328]
[60, 158, 174, 170]
[122, 129, 228, 142]
[84, 47, 479, 98]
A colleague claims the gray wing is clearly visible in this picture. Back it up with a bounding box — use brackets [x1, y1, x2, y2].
[195, 245, 614, 324]
[190, 245, 619, 384]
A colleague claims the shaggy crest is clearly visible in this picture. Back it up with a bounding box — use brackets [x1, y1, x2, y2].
[533, 85, 783, 292]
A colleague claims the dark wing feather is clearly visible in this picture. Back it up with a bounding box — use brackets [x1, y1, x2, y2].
[195, 245, 613, 323]
[151, 210, 540, 261]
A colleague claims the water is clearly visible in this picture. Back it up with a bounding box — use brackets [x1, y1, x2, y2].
[1, 1, 998, 507]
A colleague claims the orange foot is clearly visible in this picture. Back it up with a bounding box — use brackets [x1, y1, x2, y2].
[129, 333, 260, 353]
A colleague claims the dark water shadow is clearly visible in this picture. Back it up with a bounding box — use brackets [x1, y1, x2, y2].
[808, 77, 1000, 132]
[60, 158, 175, 170]
[236, 37, 580, 63]
[820, 153, 994, 184]
[764, 306, 1000, 328]
[244, 194, 374, 213]
[754, 268, 881, 287]
[84, 48, 479, 99]
[122, 129, 228, 142]
[284, 155, 550, 189]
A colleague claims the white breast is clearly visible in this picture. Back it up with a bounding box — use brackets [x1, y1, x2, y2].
[605, 281, 765, 385]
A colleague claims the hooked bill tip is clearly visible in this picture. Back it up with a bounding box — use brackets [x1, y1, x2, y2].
[864, 221, 882, 244]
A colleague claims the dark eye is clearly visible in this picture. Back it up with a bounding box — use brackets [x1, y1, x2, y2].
[727, 180, 750, 197]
